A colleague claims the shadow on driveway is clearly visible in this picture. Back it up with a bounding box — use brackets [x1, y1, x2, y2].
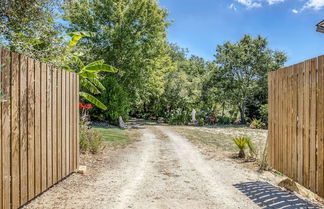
[234, 181, 321, 209]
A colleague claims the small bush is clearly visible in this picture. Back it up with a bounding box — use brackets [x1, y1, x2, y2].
[80, 124, 103, 154]
[197, 117, 205, 126]
[260, 104, 268, 126]
[166, 110, 191, 125]
[217, 116, 232, 125]
[250, 119, 265, 129]
[233, 136, 255, 158]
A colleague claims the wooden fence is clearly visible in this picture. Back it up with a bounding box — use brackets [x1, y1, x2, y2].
[268, 55, 324, 197]
[0, 49, 80, 209]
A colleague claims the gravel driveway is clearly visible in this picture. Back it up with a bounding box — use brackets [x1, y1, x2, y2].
[24, 125, 293, 209]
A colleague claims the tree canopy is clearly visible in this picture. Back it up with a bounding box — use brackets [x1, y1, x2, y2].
[0, 0, 287, 125]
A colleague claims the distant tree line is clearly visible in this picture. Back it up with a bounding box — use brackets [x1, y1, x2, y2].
[0, 0, 287, 126]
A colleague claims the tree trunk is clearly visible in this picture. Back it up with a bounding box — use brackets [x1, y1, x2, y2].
[239, 105, 246, 124]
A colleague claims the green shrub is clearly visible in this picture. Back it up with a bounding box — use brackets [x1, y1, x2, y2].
[250, 119, 265, 129]
[166, 109, 191, 125]
[80, 124, 103, 154]
[260, 104, 268, 126]
[233, 136, 255, 158]
[198, 118, 205, 126]
[90, 77, 130, 125]
[217, 116, 232, 125]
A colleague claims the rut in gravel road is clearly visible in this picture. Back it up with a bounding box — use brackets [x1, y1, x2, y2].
[25, 125, 270, 209]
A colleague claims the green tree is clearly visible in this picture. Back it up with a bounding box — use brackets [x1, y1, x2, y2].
[0, 0, 64, 60]
[213, 34, 287, 124]
[63, 0, 171, 118]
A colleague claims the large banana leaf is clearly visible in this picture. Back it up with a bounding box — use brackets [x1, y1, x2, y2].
[72, 56, 85, 70]
[83, 64, 118, 73]
[85, 59, 105, 67]
[80, 92, 107, 110]
[68, 35, 83, 47]
[67, 31, 96, 47]
[88, 77, 106, 91]
[80, 78, 101, 95]
[79, 71, 98, 79]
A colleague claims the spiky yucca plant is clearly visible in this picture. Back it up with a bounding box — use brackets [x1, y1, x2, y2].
[233, 137, 255, 158]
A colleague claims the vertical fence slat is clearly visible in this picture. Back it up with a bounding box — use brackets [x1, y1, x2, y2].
[317, 56, 324, 197]
[61, 70, 66, 177]
[34, 60, 41, 196]
[27, 57, 35, 200]
[309, 58, 317, 191]
[71, 74, 75, 171]
[297, 63, 304, 184]
[66, 72, 70, 174]
[20, 54, 28, 204]
[57, 70, 62, 180]
[303, 60, 311, 188]
[52, 69, 57, 184]
[0, 48, 2, 209]
[46, 65, 52, 187]
[10, 52, 20, 209]
[76, 74, 80, 170]
[292, 65, 298, 181]
[2, 49, 11, 209]
[40, 63, 47, 192]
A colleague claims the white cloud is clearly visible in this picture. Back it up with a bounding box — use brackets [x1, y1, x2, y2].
[229, 3, 238, 11]
[235, 0, 285, 9]
[292, 9, 299, 13]
[302, 0, 324, 10]
[236, 0, 262, 9]
[266, 0, 285, 5]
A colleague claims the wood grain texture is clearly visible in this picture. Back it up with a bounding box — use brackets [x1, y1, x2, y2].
[268, 55, 324, 198]
[0, 50, 79, 208]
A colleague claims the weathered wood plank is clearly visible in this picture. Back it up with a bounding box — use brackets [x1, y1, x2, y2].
[40, 63, 47, 192]
[52, 68, 57, 183]
[1, 49, 11, 209]
[57, 70, 62, 180]
[303, 60, 310, 188]
[47, 65, 53, 187]
[292, 64, 298, 181]
[20, 54, 28, 204]
[11, 52, 20, 209]
[309, 58, 317, 191]
[76, 74, 80, 170]
[317, 56, 324, 197]
[34, 60, 41, 195]
[27, 57, 35, 200]
[66, 72, 70, 174]
[61, 70, 66, 177]
[0, 48, 2, 209]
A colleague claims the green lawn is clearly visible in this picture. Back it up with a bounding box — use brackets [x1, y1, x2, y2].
[92, 126, 131, 147]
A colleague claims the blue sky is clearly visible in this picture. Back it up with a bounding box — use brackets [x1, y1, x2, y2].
[159, 0, 324, 66]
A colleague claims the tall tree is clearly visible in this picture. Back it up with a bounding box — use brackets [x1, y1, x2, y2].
[0, 0, 64, 60]
[213, 34, 287, 124]
[63, 0, 171, 116]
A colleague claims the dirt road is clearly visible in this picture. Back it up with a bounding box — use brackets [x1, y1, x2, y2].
[24, 125, 283, 209]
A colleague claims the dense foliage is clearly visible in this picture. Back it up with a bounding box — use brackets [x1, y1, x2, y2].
[0, 0, 287, 126]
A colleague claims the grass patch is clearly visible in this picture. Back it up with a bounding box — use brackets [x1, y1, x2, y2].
[170, 126, 267, 158]
[92, 126, 131, 147]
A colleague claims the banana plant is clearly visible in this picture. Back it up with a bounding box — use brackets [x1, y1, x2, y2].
[64, 31, 117, 110]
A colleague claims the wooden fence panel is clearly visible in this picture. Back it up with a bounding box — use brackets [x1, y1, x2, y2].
[268, 55, 324, 198]
[2, 49, 11, 209]
[0, 49, 79, 209]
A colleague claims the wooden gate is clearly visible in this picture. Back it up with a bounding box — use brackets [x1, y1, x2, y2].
[0, 49, 80, 209]
[268, 55, 324, 197]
